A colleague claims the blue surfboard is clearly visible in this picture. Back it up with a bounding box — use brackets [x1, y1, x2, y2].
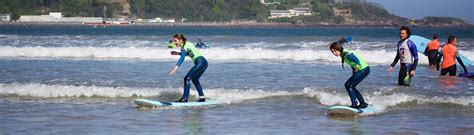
[459, 72, 474, 79]
[134, 98, 218, 108]
[409, 35, 473, 66]
[327, 105, 380, 117]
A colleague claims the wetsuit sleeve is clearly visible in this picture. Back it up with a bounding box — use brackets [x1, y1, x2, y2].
[408, 41, 419, 71]
[437, 51, 443, 70]
[455, 49, 468, 73]
[424, 46, 429, 55]
[390, 51, 400, 67]
[175, 48, 186, 67]
[346, 53, 360, 65]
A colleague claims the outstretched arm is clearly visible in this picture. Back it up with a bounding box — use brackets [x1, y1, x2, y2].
[175, 50, 186, 67]
[170, 50, 186, 76]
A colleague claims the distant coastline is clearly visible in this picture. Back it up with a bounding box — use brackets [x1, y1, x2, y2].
[0, 21, 472, 28]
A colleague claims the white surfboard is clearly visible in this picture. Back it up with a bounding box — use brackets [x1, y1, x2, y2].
[134, 98, 218, 108]
[327, 105, 380, 117]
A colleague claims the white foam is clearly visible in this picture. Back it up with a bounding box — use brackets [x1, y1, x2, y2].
[0, 83, 165, 98]
[1, 83, 472, 108]
[302, 87, 474, 114]
[0, 83, 300, 105]
[0, 46, 450, 65]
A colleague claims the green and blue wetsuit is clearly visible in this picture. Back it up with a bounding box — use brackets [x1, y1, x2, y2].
[176, 42, 208, 102]
[342, 49, 369, 108]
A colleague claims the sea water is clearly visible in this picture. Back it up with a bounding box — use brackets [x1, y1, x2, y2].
[0, 26, 473, 134]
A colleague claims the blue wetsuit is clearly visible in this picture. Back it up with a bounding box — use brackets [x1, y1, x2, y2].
[176, 43, 208, 101]
[390, 39, 418, 86]
[343, 51, 369, 107]
[195, 41, 208, 49]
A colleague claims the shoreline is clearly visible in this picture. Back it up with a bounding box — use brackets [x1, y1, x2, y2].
[0, 22, 472, 28]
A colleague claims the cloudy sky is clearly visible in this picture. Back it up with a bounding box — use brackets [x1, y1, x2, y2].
[368, 0, 473, 24]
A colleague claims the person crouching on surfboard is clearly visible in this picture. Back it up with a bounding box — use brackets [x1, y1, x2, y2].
[329, 42, 369, 109]
[437, 36, 468, 76]
[388, 26, 418, 86]
[169, 33, 208, 102]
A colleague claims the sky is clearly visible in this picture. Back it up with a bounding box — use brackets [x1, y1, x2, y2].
[368, 0, 474, 24]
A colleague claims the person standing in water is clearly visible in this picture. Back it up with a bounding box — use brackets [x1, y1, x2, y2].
[169, 34, 208, 102]
[329, 40, 370, 109]
[167, 40, 176, 48]
[195, 39, 209, 49]
[426, 34, 440, 66]
[388, 26, 419, 86]
[437, 36, 468, 76]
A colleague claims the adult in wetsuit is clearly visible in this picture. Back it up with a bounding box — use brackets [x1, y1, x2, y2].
[169, 34, 208, 102]
[388, 26, 418, 86]
[437, 36, 468, 76]
[426, 34, 440, 66]
[195, 39, 209, 49]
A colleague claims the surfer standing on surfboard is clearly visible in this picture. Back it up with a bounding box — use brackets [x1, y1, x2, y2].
[329, 39, 370, 109]
[169, 33, 208, 102]
[388, 26, 419, 86]
[437, 36, 468, 76]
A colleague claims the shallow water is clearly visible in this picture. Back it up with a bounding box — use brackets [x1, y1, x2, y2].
[0, 27, 473, 134]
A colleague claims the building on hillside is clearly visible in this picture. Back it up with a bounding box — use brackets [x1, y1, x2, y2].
[332, 0, 366, 4]
[260, 0, 281, 5]
[269, 7, 312, 18]
[20, 12, 103, 23]
[333, 7, 352, 17]
[294, 7, 312, 16]
[0, 14, 10, 21]
[269, 10, 293, 18]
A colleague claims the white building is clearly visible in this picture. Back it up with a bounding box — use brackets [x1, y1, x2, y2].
[269, 7, 312, 18]
[0, 14, 10, 21]
[269, 10, 293, 18]
[20, 12, 103, 23]
[294, 8, 312, 16]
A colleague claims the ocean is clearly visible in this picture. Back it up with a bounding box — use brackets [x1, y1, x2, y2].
[0, 26, 473, 134]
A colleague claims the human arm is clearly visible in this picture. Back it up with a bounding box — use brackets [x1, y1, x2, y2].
[388, 51, 400, 75]
[170, 49, 186, 76]
[437, 52, 443, 71]
[408, 41, 418, 76]
[455, 50, 468, 73]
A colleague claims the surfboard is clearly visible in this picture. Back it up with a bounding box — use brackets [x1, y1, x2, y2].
[327, 105, 379, 117]
[459, 72, 474, 79]
[409, 35, 473, 66]
[134, 98, 218, 108]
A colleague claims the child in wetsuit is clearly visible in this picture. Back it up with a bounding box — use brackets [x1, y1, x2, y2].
[329, 40, 370, 109]
[169, 34, 208, 102]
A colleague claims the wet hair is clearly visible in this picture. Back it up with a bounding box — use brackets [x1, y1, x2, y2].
[168, 40, 172, 43]
[433, 34, 438, 39]
[400, 26, 411, 38]
[173, 33, 187, 46]
[329, 42, 345, 69]
[447, 36, 456, 44]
